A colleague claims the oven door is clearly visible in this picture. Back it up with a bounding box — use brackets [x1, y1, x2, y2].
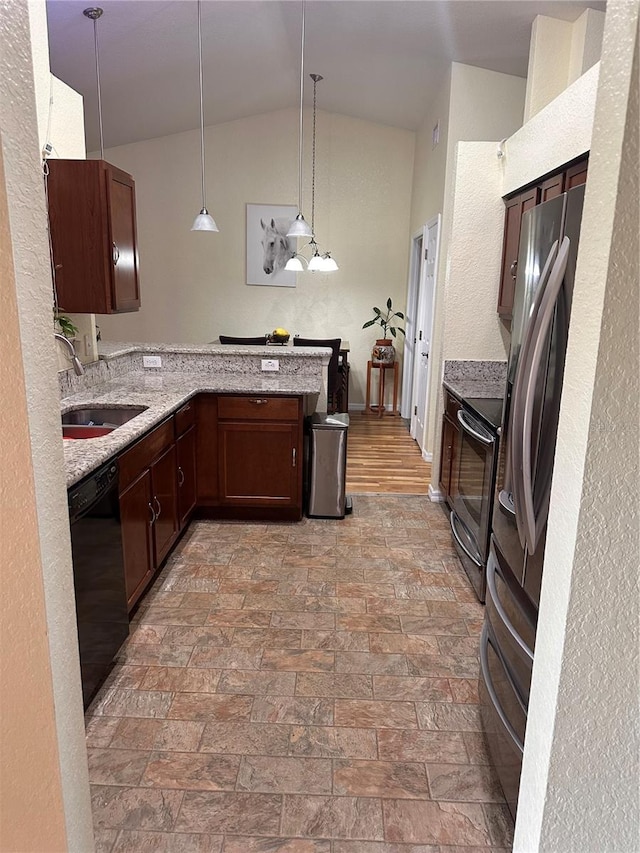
[451, 407, 497, 602]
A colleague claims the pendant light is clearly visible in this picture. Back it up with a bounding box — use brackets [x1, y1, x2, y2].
[83, 7, 105, 158]
[285, 72, 339, 272]
[191, 0, 218, 232]
[287, 1, 313, 239]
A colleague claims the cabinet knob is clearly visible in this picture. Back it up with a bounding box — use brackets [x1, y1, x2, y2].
[249, 398, 268, 405]
[510, 260, 518, 279]
[112, 242, 120, 265]
[148, 502, 156, 525]
[154, 497, 162, 519]
[292, 447, 297, 468]
[177, 466, 185, 487]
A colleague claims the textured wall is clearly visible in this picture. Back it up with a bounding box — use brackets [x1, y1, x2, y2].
[1, 0, 94, 849]
[95, 108, 415, 408]
[422, 64, 525, 460]
[523, 15, 573, 121]
[515, 1, 640, 849]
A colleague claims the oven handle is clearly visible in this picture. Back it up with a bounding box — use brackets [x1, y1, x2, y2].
[480, 623, 525, 753]
[456, 409, 494, 446]
[449, 511, 483, 567]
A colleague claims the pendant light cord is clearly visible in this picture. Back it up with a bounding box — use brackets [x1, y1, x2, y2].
[197, 0, 207, 211]
[311, 73, 318, 234]
[296, 1, 306, 216]
[93, 17, 104, 158]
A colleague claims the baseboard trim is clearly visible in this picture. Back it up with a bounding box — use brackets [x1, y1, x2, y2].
[348, 403, 366, 412]
[428, 483, 444, 502]
[422, 449, 433, 463]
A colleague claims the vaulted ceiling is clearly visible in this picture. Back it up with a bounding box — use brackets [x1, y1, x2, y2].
[46, 0, 605, 151]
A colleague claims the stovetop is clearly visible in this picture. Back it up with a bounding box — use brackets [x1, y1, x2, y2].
[462, 396, 504, 431]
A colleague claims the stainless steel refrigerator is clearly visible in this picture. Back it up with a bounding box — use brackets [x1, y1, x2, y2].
[480, 184, 586, 817]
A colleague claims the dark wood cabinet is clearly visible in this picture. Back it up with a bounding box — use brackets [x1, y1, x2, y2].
[497, 155, 589, 319]
[216, 395, 303, 520]
[120, 469, 154, 607]
[176, 425, 197, 530]
[118, 417, 176, 610]
[439, 391, 462, 507]
[47, 159, 140, 314]
[497, 187, 539, 318]
[195, 395, 219, 504]
[150, 444, 178, 564]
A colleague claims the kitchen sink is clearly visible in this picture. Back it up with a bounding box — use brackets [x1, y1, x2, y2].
[62, 406, 147, 439]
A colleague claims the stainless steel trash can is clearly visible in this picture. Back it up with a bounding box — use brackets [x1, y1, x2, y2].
[307, 412, 350, 518]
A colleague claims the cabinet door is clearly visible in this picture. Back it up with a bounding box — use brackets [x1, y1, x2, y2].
[107, 167, 141, 312]
[176, 425, 197, 530]
[120, 469, 154, 608]
[150, 444, 178, 565]
[439, 415, 455, 502]
[497, 187, 539, 318]
[218, 422, 299, 506]
[565, 159, 588, 189]
[196, 395, 219, 503]
[539, 173, 564, 202]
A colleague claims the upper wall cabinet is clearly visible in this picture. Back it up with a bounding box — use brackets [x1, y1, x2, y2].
[47, 159, 141, 314]
[497, 155, 588, 319]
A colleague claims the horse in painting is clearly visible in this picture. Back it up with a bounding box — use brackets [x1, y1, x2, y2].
[261, 217, 293, 275]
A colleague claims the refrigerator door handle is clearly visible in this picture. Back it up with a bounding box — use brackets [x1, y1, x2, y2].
[509, 239, 559, 548]
[480, 623, 525, 752]
[487, 552, 534, 662]
[520, 236, 571, 554]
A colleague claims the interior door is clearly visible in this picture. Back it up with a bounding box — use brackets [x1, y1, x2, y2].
[400, 231, 423, 419]
[411, 215, 440, 452]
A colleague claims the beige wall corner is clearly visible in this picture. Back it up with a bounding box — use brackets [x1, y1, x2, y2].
[0, 135, 68, 853]
[569, 8, 606, 82]
[1, 0, 95, 850]
[524, 15, 573, 121]
[515, 1, 640, 849]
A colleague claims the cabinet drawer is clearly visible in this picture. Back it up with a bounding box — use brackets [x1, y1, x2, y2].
[218, 395, 299, 422]
[445, 391, 462, 421]
[119, 417, 174, 492]
[175, 399, 196, 435]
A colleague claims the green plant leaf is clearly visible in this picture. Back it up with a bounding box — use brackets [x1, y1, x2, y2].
[373, 307, 381, 316]
[397, 327, 406, 336]
[389, 327, 396, 337]
[386, 297, 392, 310]
[362, 319, 376, 329]
[395, 311, 405, 319]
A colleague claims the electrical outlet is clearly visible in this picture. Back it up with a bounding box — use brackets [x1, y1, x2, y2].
[261, 359, 280, 372]
[143, 355, 162, 368]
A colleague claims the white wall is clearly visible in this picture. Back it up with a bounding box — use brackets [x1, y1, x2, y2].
[515, 2, 640, 848]
[524, 10, 605, 121]
[96, 108, 415, 408]
[2, 0, 94, 849]
[422, 64, 526, 460]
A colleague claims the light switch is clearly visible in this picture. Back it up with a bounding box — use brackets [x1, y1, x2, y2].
[261, 359, 280, 372]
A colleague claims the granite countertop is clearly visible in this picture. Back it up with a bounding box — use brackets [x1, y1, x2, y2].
[62, 371, 321, 488]
[97, 341, 330, 361]
[443, 378, 506, 400]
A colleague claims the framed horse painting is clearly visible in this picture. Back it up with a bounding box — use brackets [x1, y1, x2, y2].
[246, 203, 297, 287]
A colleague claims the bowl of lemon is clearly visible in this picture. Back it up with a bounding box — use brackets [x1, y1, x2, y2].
[269, 327, 290, 344]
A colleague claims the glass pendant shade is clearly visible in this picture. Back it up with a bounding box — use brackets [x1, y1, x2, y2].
[320, 253, 339, 271]
[285, 255, 305, 271]
[287, 213, 313, 238]
[191, 208, 219, 232]
[307, 250, 324, 271]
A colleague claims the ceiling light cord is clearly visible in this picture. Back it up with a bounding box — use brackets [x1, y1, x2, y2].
[310, 72, 318, 234]
[297, 1, 305, 219]
[197, 0, 207, 211]
[83, 8, 105, 158]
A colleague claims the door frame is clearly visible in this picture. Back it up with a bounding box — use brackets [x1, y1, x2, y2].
[401, 227, 425, 419]
[409, 214, 440, 457]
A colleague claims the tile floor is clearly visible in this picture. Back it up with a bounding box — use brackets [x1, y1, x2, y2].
[87, 496, 513, 852]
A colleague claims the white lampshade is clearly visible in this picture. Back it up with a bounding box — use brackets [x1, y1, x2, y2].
[307, 251, 324, 272]
[285, 255, 305, 272]
[287, 213, 313, 238]
[320, 253, 339, 271]
[191, 208, 219, 232]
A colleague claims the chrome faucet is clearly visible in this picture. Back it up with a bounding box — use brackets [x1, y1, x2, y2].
[54, 333, 85, 376]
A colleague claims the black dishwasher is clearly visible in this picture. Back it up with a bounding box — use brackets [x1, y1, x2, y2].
[68, 460, 129, 708]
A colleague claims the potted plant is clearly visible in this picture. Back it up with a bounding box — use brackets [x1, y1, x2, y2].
[362, 297, 405, 364]
[54, 310, 79, 341]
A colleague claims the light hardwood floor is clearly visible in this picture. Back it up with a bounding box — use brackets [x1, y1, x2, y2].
[346, 411, 432, 495]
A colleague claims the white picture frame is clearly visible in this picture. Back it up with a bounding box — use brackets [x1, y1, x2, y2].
[246, 203, 297, 287]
